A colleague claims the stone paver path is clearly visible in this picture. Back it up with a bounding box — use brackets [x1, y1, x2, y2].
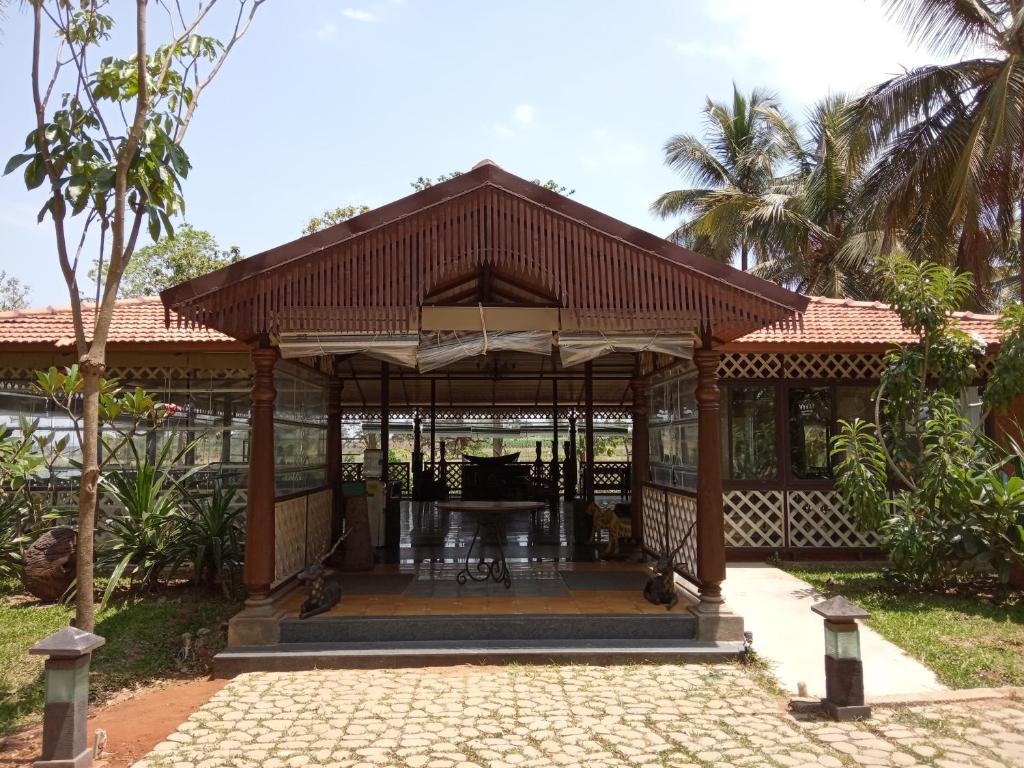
[134, 665, 1024, 768]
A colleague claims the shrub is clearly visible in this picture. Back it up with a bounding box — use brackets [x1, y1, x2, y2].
[832, 257, 1024, 586]
[172, 484, 244, 594]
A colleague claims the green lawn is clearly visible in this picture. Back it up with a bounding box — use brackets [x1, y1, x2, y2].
[0, 577, 240, 737]
[780, 564, 1024, 689]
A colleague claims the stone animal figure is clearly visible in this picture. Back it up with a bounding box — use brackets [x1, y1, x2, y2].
[643, 521, 696, 610]
[297, 532, 347, 620]
[587, 502, 631, 556]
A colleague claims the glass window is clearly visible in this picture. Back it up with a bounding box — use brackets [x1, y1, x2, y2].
[789, 386, 833, 480]
[837, 385, 874, 425]
[646, 370, 698, 490]
[728, 385, 777, 480]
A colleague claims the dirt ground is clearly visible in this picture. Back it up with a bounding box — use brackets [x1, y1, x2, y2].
[0, 677, 225, 768]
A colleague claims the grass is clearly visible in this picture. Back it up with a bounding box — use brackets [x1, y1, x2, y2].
[0, 576, 240, 738]
[780, 563, 1024, 690]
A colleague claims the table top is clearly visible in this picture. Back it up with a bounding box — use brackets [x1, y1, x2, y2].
[436, 500, 547, 514]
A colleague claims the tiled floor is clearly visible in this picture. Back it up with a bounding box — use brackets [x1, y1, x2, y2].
[281, 561, 689, 617]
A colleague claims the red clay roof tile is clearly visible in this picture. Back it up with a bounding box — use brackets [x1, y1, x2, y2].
[724, 296, 1003, 351]
[0, 296, 242, 348]
[0, 295, 1005, 351]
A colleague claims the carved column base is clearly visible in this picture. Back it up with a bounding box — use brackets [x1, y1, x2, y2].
[689, 600, 745, 642]
[227, 583, 298, 647]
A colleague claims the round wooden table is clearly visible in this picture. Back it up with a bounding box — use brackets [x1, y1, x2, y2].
[436, 500, 547, 588]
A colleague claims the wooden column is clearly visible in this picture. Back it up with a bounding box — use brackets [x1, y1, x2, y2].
[694, 345, 726, 605]
[630, 361, 649, 541]
[584, 361, 595, 502]
[326, 376, 343, 541]
[244, 347, 278, 600]
[412, 411, 422, 496]
[550, 379, 560, 498]
[565, 414, 578, 501]
[381, 361, 399, 559]
[380, 361, 390, 486]
[429, 379, 437, 466]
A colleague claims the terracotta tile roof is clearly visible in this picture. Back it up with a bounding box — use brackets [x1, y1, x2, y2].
[0, 296, 244, 349]
[0, 295, 1005, 352]
[725, 296, 1003, 351]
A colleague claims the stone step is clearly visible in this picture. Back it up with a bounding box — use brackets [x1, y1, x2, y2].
[278, 613, 698, 644]
[213, 639, 744, 676]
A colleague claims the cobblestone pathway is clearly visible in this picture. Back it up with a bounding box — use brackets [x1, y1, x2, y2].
[134, 665, 1024, 768]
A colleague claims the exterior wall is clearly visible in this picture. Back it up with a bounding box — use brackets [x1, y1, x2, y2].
[646, 351, 892, 559]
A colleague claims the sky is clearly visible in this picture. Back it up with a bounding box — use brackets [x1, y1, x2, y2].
[0, 0, 938, 307]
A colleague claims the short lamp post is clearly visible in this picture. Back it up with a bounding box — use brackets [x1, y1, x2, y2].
[29, 626, 105, 768]
[811, 595, 871, 721]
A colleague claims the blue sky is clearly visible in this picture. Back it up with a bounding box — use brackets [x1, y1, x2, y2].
[0, 0, 934, 307]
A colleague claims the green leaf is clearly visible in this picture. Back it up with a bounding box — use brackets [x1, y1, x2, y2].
[4, 153, 35, 176]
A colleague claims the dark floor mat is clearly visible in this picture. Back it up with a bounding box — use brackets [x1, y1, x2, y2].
[334, 573, 415, 594]
[558, 570, 650, 591]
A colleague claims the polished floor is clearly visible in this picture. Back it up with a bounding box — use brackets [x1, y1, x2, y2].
[398, 496, 627, 565]
[290, 497, 682, 618]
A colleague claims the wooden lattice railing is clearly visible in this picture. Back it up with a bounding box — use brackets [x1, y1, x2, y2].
[272, 487, 333, 588]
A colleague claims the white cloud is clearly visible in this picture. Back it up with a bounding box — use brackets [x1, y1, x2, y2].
[494, 122, 516, 140]
[674, 0, 943, 105]
[342, 8, 379, 22]
[669, 40, 737, 62]
[514, 104, 536, 124]
[580, 128, 646, 170]
[314, 22, 338, 41]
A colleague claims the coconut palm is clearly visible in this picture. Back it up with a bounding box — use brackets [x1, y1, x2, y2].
[652, 85, 801, 270]
[749, 95, 894, 298]
[847, 0, 1024, 306]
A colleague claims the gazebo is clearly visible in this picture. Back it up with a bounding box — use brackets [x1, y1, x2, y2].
[160, 160, 809, 660]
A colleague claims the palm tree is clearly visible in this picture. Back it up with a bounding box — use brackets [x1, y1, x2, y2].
[847, 0, 1024, 306]
[749, 95, 894, 298]
[652, 85, 801, 270]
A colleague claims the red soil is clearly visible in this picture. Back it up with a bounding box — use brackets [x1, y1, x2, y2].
[0, 677, 226, 767]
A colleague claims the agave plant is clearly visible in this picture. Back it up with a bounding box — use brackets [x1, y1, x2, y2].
[97, 434, 202, 606]
[172, 483, 244, 594]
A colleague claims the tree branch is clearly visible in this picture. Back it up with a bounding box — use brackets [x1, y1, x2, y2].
[32, 2, 88, 356]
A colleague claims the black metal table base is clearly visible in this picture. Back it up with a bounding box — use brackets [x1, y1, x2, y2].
[456, 512, 512, 588]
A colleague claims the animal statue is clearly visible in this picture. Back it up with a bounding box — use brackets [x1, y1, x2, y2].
[587, 502, 632, 556]
[643, 521, 696, 609]
[297, 532, 347, 619]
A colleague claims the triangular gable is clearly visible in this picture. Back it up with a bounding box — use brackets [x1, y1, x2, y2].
[162, 162, 807, 342]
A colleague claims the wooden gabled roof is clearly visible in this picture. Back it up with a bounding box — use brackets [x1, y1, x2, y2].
[161, 161, 808, 343]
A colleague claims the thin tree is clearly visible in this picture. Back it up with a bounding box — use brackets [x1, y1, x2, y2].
[848, 0, 1024, 307]
[651, 85, 801, 270]
[5, 0, 264, 630]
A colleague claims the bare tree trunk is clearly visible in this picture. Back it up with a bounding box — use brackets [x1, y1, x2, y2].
[74, 360, 103, 630]
[740, 240, 749, 272]
[1020, 196, 1023, 302]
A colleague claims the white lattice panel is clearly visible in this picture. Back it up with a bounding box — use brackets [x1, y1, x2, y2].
[273, 495, 307, 586]
[642, 484, 699, 581]
[783, 353, 885, 380]
[305, 489, 333, 564]
[787, 489, 876, 548]
[718, 353, 781, 379]
[642, 484, 667, 555]
[723, 490, 785, 548]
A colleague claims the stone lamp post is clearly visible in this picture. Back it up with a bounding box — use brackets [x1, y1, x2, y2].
[812, 595, 871, 721]
[29, 626, 105, 768]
